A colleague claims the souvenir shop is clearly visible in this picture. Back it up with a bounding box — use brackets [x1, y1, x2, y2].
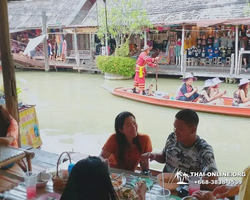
[144, 25, 250, 67]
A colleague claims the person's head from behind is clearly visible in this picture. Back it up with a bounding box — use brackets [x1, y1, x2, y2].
[0, 105, 11, 137]
[61, 156, 117, 200]
[174, 109, 199, 145]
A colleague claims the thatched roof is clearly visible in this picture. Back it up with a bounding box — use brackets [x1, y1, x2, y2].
[7, 0, 91, 30]
[81, 0, 250, 27]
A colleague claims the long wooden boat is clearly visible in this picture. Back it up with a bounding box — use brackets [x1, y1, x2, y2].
[102, 86, 250, 118]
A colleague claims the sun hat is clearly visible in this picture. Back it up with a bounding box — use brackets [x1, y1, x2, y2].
[182, 72, 197, 81]
[238, 78, 250, 87]
[203, 79, 216, 88]
[141, 45, 153, 52]
[212, 77, 223, 85]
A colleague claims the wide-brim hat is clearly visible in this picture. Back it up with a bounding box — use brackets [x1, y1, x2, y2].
[238, 78, 250, 87]
[212, 77, 223, 85]
[141, 45, 153, 52]
[182, 72, 197, 81]
[203, 79, 216, 88]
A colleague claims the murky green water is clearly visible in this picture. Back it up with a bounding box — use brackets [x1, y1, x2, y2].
[1, 70, 250, 174]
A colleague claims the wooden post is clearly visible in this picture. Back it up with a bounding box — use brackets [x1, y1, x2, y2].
[180, 25, 185, 73]
[235, 25, 239, 75]
[144, 30, 147, 46]
[0, 0, 20, 147]
[41, 11, 50, 72]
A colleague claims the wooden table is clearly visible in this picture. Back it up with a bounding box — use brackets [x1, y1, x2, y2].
[0, 145, 34, 171]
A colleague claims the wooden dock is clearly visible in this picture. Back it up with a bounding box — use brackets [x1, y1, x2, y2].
[10, 53, 250, 79]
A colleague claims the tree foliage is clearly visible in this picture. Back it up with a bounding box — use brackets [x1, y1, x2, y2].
[96, 0, 153, 56]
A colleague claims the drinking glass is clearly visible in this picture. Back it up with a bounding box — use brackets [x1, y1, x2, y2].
[188, 176, 201, 195]
[24, 171, 37, 199]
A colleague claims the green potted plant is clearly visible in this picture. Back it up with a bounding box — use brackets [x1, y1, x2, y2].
[96, 0, 153, 79]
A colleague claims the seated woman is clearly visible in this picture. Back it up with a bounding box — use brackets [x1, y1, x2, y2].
[60, 156, 147, 200]
[100, 111, 152, 173]
[0, 105, 19, 169]
[232, 78, 250, 107]
[0, 105, 18, 147]
[175, 72, 199, 101]
[198, 79, 226, 105]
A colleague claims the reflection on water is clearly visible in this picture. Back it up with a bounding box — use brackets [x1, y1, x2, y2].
[1, 70, 250, 173]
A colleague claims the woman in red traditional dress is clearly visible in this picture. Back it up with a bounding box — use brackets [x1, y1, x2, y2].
[133, 45, 159, 95]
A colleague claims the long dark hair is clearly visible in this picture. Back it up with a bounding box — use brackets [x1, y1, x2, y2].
[114, 111, 142, 164]
[203, 87, 211, 97]
[0, 105, 11, 137]
[239, 83, 248, 97]
[61, 156, 118, 200]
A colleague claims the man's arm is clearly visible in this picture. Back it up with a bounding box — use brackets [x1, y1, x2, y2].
[141, 152, 166, 164]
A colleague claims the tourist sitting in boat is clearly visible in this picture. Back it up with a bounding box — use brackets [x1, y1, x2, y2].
[175, 72, 199, 101]
[198, 79, 226, 105]
[141, 109, 218, 190]
[192, 166, 250, 200]
[100, 111, 152, 172]
[133, 45, 160, 95]
[232, 78, 250, 107]
[210, 77, 227, 104]
[61, 156, 147, 200]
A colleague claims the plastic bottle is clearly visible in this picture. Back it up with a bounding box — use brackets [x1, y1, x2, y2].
[68, 163, 75, 175]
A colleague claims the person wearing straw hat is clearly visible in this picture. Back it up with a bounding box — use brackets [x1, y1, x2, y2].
[210, 77, 227, 105]
[198, 79, 226, 105]
[133, 45, 160, 95]
[232, 78, 250, 107]
[175, 72, 199, 101]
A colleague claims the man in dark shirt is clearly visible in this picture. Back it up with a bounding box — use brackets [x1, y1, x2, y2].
[141, 109, 219, 191]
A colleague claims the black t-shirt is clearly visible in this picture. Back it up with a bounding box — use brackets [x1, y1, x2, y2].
[201, 50, 206, 58]
[187, 49, 194, 58]
[220, 47, 227, 58]
[197, 47, 202, 58]
[197, 38, 202, 46]
[201, 39, 207, 48]
[207, 37, 214, 47]
[227, 48, 232, 57]
[194, 49, 199, 58]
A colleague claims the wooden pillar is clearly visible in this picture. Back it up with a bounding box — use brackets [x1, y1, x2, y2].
[180, 25, 185, 73]
[144, 30, 147, 46]
[41, 11, 49, 72]
[235, 25, 239, 75]
[0, 0, 20, 147]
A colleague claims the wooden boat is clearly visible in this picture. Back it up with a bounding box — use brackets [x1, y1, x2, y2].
[102, 86, 250, 118]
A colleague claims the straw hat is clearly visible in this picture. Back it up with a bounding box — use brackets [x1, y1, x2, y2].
[238, 78, 250, 87]
[141, 45, 152, 52]
[182, 72, 197, 81]
[203, 79, 216, 88]
[212, 77, 223, 85]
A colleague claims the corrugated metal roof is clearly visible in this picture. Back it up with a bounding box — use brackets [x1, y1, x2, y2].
[81, 0, 250, 27]
[7, 0, 88, 29]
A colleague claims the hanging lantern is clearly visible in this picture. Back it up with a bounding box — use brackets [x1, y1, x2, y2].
[146, 28, 150, 33]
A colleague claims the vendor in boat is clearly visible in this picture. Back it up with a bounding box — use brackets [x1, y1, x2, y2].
[232, 78, 250, 107]
[100, 111, 152, 173]
[198, 79, 226, 105]
[61, 156, 147, 200]
[175, 72, 199, 101]
[133, 45, 160, 95]
[141, 109, 218, 191]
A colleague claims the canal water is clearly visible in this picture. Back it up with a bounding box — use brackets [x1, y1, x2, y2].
[1, 70, 250, 174]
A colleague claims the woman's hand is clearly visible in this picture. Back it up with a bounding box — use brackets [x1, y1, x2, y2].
[212, 185, 239, 199]
[141, 152, 155, 163]
[134, 182, 146, 200]
[192, 190, 215, 200]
